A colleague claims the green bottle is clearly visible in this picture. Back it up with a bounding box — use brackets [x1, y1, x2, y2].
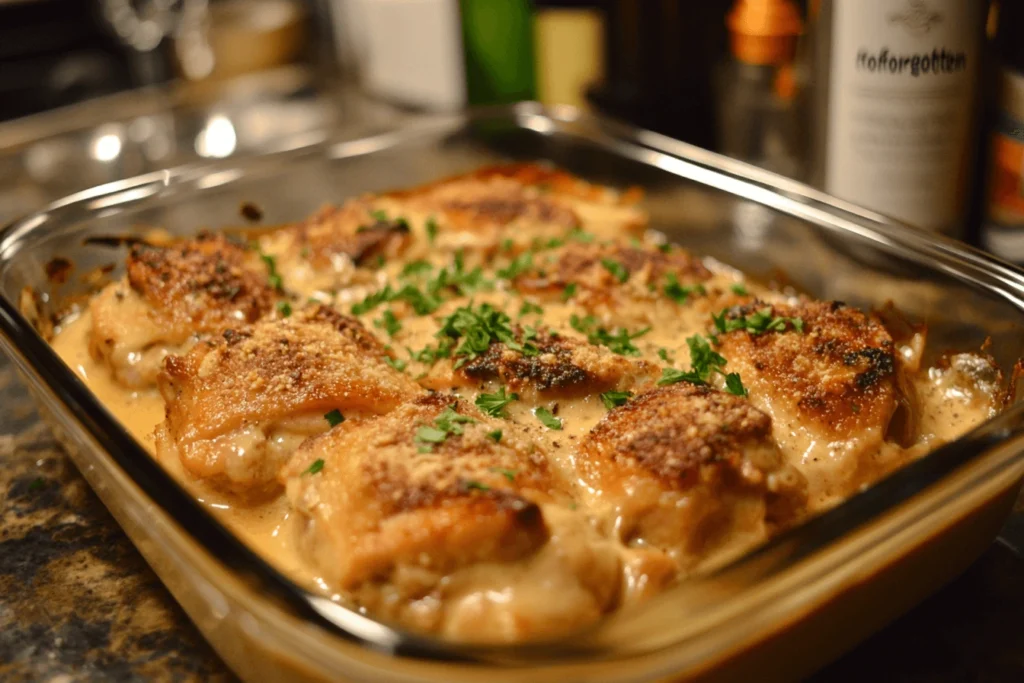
[460, 0, 537, 105]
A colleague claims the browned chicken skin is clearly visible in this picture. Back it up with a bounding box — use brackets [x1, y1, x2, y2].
[281, 394, 623, 641]
[90, 234, 275, 388]
[156, 306, 420, 497]
[715, 300, 901, 505]
[577, 384, 806, 569]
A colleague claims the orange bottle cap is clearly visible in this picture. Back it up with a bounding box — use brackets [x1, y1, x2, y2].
[727, 0, 803, 65]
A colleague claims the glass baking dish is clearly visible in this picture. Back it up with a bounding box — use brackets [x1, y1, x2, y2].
[2, 103, 1024, 682]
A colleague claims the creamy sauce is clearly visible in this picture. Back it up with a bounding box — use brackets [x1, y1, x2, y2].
[53, 311, 314, 583]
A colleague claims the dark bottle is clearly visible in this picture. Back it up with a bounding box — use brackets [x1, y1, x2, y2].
[981, 1, 1024, 260]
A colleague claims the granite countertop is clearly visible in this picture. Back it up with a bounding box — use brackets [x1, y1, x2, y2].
[2, 352, 1024, 682]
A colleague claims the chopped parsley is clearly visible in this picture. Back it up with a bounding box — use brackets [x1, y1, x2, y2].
[724, 372, 748, 396]
[657, 335, 747, 396]
[475, 386, 519, 417]
[566, 227, 595, 243]
[500, 238, 514, 252]
[657, 348, 673, 363]
[415, 406, 476, 451]
[256, 249, 284, 291]
[324, 409, 345, 427]
[384, 356, 407, 371]
[712, 306, 804, 336]
[303, 458, 325, 475]
[374, 309, 402, 337]
[663, 273, 706, 305]
[425, 216, 439, 243]
[436, 303, 536, 367]
[497, 251, 534, 280]
[401, 260, 433, 277]
[410, 339, 454, 364]
[601, 258, 629, 283]
[600, 390, 633, 410]
[519, 301, 544, 317]
[731, 283, 749, 296]
[464, 480, 491, 492]
[490, 467, 517, 481]
[535, 407, 562, 430]
[487, 429, 503, 443]
[351, 285, 394, 315]
[391, 284, 443, 315]
[561, 282, 578, 301]
[276, 300, 292, 317]
[570, 314, 649, 356]
[369, 208, 388, 222]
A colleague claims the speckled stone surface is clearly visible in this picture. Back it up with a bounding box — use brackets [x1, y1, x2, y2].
[1, 357, 1024, 682]
[0, 364, 233, 683]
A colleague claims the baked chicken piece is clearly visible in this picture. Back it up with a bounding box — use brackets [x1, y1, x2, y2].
[577, 383, 806, 571]
[281, 394, 623, 642]
[421, 324, 657, 398]
[395, 163, 646, 253]
[155, 305, 421, 498]
[514, 241, 723, 329]
[257, 199, 412, 296]
[90, 234, 275, 388]
[714, 300, 902, 508]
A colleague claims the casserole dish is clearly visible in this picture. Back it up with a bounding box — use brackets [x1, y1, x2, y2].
[2, 103, 1024, 681]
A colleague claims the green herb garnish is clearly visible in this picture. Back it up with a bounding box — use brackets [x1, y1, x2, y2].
[566, 227, 595, 243]
[519, 301, 544, 317]
[535, 407, 562, 430]
[601, 258, 629, 283]
[600, 390, 633, 410]
[324, 410, 345, 427]
[712, 306, 804, 336]
[497, 252, 534, 280]
[374, 309, 402, 337]
[257, 249, 284, 291]
[731, 283, 749, 296]
[657, 335, 746, 396]
[303, 458, 325, 475]
[561, 282, 578, 302]
[490, 467, 517, 481]
[401, 260, 433, 277]
[663, 273, 706, 305]
[464, 480, 491, 491]
[415, 406, 477, 450]
[384, 356, 407, 371]
[475, 386, 519, 417]
[724, 372, 748, 396]
[487, 429, 503, 443]
[425, 216, 439, 243]
[276, 301, 292, 317]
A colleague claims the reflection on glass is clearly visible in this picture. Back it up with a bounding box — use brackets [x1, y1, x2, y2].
[195, 114, 237, 158]
[92, 133, 123, 162]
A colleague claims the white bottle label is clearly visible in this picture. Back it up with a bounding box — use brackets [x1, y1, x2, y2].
[825, 0, 979, 233]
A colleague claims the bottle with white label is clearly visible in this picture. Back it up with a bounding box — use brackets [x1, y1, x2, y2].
[809, 0, 987, 236]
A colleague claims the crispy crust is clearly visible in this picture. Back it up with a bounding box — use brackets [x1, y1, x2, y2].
[285, 201, 411, 268]
[577, 384, 806, 562]
[159, 305, 419, 442]
[517, 242, 712, 306]
[126, 233, 274, 331]
[716, 300, 898, 434]
[281, 394, 560, 587]
[459, 328, 656, 395]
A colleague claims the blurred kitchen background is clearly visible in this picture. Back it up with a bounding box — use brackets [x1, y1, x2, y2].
[0, 0, 1020, 258]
